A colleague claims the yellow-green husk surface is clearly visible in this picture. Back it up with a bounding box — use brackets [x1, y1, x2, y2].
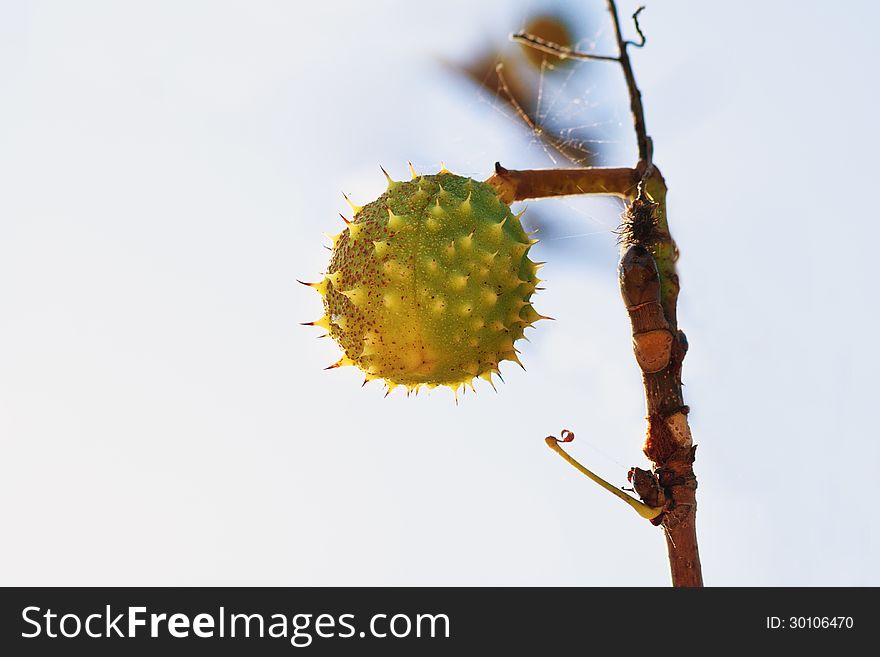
[304, 169, 547, 397]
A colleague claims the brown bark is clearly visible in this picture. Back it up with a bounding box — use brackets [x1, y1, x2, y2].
[620, 209, 702, 588]
[654, 447, 702, 587]
[485, 163, 640, 204]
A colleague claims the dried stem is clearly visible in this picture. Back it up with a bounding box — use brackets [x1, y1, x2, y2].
[607, 2, 651, 166]
[510, 33, 620, 62]
[545, 431, 663, 520]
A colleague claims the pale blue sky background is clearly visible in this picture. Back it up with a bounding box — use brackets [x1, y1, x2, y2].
[1, 0, 878, 586]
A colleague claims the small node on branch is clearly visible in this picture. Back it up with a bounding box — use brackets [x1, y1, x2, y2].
[628, 467, 666, 525]
[645, 408, 692, 465]
[615, 193, 660, 247]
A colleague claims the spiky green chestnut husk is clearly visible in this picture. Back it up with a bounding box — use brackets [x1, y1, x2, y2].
[304, 168, 547, 396]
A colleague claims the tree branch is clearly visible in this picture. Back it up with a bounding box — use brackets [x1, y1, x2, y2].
[603, 0, 701, 587]
[497, 0, 703, 586]
[509, 32, 620, 62]
[607, 1, 651, 166]
[484, 162, 641, 203]
[511, 1, 703, 587]
[618, 174, 702, 587]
